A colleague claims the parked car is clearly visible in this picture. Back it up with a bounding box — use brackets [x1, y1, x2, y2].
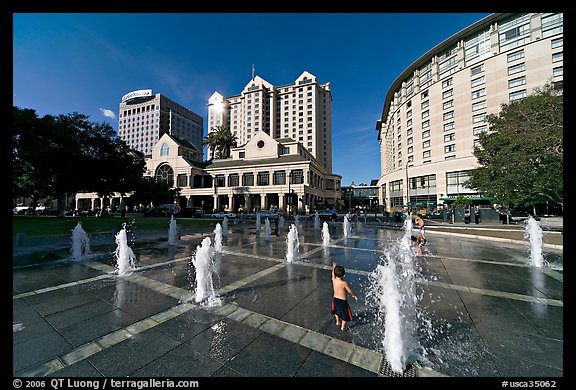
[210, 211, 236, 219]
[317, 209, 338, 221]
[13, 206, 30, 215]
[143, 206, 172, 217]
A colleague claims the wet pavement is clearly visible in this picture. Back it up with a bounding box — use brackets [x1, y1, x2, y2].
[13, 218, 563, 379]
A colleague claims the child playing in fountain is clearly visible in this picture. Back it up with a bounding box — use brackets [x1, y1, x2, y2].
[411, 234, 427, 256]
[331, 258, 357, 331]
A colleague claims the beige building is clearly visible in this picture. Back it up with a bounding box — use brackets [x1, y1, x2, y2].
[375, 13, 563, 213]
[208, 71, 334, 172]
[118, 89, 204, 156]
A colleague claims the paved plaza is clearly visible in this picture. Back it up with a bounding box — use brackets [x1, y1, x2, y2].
[13, 218, 563, 378]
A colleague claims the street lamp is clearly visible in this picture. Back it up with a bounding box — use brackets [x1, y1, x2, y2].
[405, 160, 410, 210]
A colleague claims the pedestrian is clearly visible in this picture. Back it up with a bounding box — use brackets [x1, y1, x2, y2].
[331, 258, 358, 331]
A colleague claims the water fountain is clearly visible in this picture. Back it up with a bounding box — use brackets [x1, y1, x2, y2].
[70, 222, 91, 261]
[256, 213, 261, 234]
[322, 221, 331, 246]
[367, 217, 421, 374]
[191, 236, 221, 306]
[114, 226, 136, 276]
[314, 211, 320, 230]
[524, 215, 544, 268]
[285, 223, 300, 263]
[294, 214, 300, 232]
[278, 215, 285, 230]
[343, 215, 352, 238]
[264, 218, 271, 241]
[222, 216, 228, 237]
[168, 215, 178, 246]
[214, 223, 223, 252]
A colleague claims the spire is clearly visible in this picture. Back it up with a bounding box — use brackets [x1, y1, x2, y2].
[252, 64, 255, 80]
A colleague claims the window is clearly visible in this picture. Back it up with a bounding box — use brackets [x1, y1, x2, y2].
[274, 171, 286, 185]
[508, 76, 526, 88]
[552, 52, 563, 63]
[422, 120, 430, 128]
[507, 50, 525, 62]
[155, 164, 174, 186]
[422, 130, 430, 139]
[442, 89, 453, 99]
[443, 111, 454, 120]
[407, 137, 413, 145]
[242, 173, 254, 186]
[177, 174, 188, 187]
[443, 100, 454, 110]
[472, 101, 486, 111]
[470, 64, 485, 76]
[421, 110, 429, 119]
[421, 100, 429, 110]
[442, 77, 453, 88]
[444, 122, 455, 131]
[421, 90, 429, 99]
[281, 146, 290, 155]
[239, 152, 245, 158]
[509, 90, 527, 101]
[215, 175, 225, 187]
[423, 150, 431, 158]
[160, 143, 169, 156]
[473, 113, 486, 123]
[471, 76, 485, 88]
[551, 37, 563, 49]
[471, 88, 486, 99]
[473, 124, 487, 135]
[444, 144, 456, 153]
[553, 66, 563, 77]
[228, 174, 239, 187]
[508, 63, 525, 75]
[257, 172, 269, 186]
[541, 13, 563, 39]
[444, 133, 455, 142]
[422, 140, 431, 148]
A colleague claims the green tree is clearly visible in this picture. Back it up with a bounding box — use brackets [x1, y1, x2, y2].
[13, 107, 146, 216]
[202, 130, 219, 160]
[466, 85, 563, 213]
[203, 125, 237, 159]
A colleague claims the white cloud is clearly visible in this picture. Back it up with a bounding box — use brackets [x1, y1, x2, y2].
[100, 108, 116, 120]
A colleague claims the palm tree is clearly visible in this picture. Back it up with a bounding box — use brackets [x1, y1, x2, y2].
[202, 129, 219, 160]
[216, 126, 238, 159]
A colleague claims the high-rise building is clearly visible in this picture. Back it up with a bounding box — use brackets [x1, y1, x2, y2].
[207, 71, 334, 172]
[118, 89, 204, 158]
[375, 13, 563, 214]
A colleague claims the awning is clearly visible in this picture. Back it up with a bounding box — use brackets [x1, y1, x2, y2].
[408, 201, 437, 206]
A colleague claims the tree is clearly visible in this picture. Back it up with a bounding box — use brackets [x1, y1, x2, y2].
[466, 84, 563, 213]
[13, 107, 146, 216]
[203, 125, 237, 159]
[202, 130, 219, 160]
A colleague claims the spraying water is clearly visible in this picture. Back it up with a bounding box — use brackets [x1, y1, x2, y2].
[256, 213, 261, 234]
[191, 237, 221, 306]
[214, 223, 223, 252]
[265, 218, 271, 241]
[114, 227, 136, 276]
[278, 216, 285, 230]
[524, 215, 544, 268]
[168, 215, 178, 246]
[314, 211, 320, 230]
[294, 214, 300, 232]
[322, 221, 331, 246]
[70, 222, 91, 261]
[222, 216, 228, 237]
[367, 218, 420, 374]
[286, 224, 300, 263]
[343, 215, 352, 238]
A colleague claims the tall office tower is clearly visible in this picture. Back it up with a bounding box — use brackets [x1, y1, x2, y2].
[118, 89, 204, 159]
[207, 71, 334, 172]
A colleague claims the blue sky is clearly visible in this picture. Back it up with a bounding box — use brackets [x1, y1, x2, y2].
[13, 13, 489, 185]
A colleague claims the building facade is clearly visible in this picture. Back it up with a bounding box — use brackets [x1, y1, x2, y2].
[118, 89, 204, 156]
[375, 13, 563, 214]
[207, 71, 334, 172]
